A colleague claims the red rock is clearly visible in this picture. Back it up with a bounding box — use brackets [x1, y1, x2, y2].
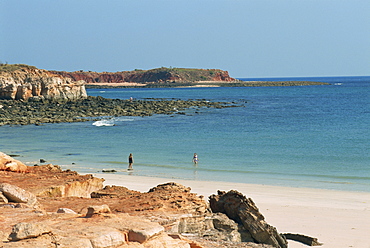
[52, 67, 237, 85]
[0, 152, 28, 173]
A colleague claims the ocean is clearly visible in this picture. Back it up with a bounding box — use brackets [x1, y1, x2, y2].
[1, 76, 369, 192]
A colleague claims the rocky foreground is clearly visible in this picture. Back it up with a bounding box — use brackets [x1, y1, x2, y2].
[0, 152, 322, 248]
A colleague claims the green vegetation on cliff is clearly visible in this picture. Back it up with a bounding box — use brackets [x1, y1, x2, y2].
[50, 66, 236, 85]
[128, 67, 228, 82]
[0, 63, 37, 72]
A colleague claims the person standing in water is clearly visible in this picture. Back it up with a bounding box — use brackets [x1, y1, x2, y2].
[128, 153, 134, 170]
[192, 153, 199, 165]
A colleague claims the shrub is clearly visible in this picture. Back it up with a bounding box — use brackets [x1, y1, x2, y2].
[0, 63, 37, 72]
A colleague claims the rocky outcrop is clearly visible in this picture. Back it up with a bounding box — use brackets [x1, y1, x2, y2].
[209, 190, 288, 248]
[0, 161, 197, 247]
[89, 182, 208, 215]
[0, 152, 28, 172]
[0, 163, 104, 198]
[0, 153, 319, 247]
[0, 64, 87, 100]
[1, 207, 192, 248]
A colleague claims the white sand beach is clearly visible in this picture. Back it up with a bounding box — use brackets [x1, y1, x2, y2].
[92, 173, 370, 248]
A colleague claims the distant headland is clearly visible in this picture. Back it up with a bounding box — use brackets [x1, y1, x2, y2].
[1, 63, 329, 93]
[52, 66, 329, 88]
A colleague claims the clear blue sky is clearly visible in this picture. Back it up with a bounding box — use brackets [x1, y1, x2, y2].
[1, 0, 369, 78]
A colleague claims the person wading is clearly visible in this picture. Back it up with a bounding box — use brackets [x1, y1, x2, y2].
[128, 153, 134, 170]
[192, 153, 199, 165]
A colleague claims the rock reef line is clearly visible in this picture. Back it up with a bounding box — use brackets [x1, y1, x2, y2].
[0, 96, 240, 126]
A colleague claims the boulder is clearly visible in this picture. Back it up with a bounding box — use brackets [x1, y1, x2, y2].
[0, 183, 38, 207]
[86, 204, 111, 217]
[8, 222, 51, 241]
[128, 225, 165, 244]
[209, 190, 287, 248]
[0, 152, 28, 172]
[57, 208, 77, 214]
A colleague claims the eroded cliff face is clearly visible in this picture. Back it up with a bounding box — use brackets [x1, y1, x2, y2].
[0, 66, 87, 101]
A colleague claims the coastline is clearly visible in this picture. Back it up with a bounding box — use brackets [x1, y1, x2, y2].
[92, 173, 370, 248]
[85, 80, 329, 88]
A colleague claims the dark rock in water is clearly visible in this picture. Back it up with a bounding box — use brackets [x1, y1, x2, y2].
[102, 170, 117, 173]
[8, 154, 21, 157]
[39, 159, 46, 163]
[209, 190, 288, 248]
[0, 96, 240, 126]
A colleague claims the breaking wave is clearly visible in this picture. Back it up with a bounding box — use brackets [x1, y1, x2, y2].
[92, 119, 115, 127]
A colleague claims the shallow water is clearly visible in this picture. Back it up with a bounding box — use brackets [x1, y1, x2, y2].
[1, 76, 369, 192]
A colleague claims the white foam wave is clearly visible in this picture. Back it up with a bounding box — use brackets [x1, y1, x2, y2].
[92, 119, 115, 127]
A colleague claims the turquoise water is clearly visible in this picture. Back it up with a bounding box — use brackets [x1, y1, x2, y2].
[1, 76, 369, 192]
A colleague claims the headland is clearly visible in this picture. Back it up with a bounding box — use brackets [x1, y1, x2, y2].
[0, 63, 328, 94]
[0, 63, 328, 126]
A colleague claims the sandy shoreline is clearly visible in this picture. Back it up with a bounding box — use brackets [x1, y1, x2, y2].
[86, 82, 147, 86]
[92, 173, 370, 248]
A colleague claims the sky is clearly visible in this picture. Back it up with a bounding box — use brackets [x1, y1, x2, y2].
[1, 0, 369, 78]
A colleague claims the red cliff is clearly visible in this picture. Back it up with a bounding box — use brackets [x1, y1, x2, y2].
[52, 67, 237, 85]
